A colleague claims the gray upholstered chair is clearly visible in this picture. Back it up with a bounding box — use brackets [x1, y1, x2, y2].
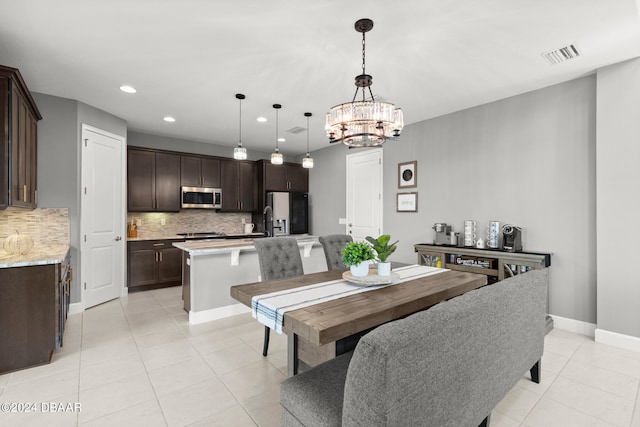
[253, 237, 304, 356]
[319, 234, 353, 271]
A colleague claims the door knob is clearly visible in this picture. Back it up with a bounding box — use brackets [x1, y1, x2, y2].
[115, 236, 122, 241]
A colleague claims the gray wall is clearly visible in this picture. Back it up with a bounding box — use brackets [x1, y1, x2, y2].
[309, 76, 597, 324]
[33, 93, 127, 304]
[596, 58, 640, 339]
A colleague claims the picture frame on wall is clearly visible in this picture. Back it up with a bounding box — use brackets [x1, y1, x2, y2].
[397, 192, 418, 212]
[398, 161, 417, 188]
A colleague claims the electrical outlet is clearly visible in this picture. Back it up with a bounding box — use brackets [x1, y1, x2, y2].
[160, 218, 166, 226]
[338, 218, 347, 225]
[136, 219, 142, 226]
[242, 218, 246, 224]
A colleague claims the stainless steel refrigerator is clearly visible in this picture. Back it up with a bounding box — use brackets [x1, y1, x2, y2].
[265, 192, 309, 236]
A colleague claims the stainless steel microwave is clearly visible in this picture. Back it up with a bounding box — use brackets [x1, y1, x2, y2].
[181, 186, 222, 209]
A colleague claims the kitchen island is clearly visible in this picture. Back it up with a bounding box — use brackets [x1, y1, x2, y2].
[173, 236, 326, 324]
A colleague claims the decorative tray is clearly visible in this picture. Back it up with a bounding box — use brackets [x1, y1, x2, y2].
[342, 270, 401, 286]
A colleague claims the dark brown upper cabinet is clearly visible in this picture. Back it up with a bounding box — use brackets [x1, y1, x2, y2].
[127, 147, 181, 212]
[220, 159, 256, 212]
[0, 65, 41, 210]
[261, 160, 309, 193]
[180, 155, 220, 188]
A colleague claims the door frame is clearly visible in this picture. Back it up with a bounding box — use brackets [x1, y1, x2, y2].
[80, 124, 127, 310]
[345, 149, 384, 240]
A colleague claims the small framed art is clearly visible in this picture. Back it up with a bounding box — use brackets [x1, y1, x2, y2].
[398, 161, 417, 188]
[397, 192, 418, 212]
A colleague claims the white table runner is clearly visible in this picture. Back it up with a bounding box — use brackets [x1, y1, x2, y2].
[252, 264, 447, 333]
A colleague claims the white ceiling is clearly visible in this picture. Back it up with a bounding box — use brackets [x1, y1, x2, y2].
[2, 0, 640, 155]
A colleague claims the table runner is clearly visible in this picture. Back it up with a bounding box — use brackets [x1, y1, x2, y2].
[252, 264, 447, 333]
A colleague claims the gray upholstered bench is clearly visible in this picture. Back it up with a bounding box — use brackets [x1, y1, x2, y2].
[280, 269, 548, 427]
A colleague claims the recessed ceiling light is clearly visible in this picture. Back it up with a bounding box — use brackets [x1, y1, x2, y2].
[257, 117, 267, 123]
[120, 85, 137, 94]
[278, 137, 286, 142]
[163, 116, 176, 123]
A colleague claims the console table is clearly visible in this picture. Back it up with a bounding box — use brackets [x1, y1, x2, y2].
[414, 244, 553, 332]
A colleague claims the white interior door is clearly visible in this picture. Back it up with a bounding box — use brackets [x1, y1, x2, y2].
[346, 149, 383, 241]
[81, 125, 126, 309]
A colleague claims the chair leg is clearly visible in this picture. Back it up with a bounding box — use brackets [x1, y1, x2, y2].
[530, 360, 541, 384]
[263, 326, 271, 357]
[478, 414, 490, 427]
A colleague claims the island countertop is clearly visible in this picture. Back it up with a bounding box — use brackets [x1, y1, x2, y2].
[0, 244, 70, 268]
[173, 235, 320, 256]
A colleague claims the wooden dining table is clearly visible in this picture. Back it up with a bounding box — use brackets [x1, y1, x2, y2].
[230, 267, 487, 376]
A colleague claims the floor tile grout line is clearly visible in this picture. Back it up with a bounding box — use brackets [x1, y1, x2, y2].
[119, 295, 172, 427]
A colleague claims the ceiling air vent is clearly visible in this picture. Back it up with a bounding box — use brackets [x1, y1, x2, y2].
[541, 43, 581, 65]
[286, 126, 307, 134]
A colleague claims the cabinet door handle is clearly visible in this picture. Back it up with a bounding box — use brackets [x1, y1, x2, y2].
[153, 243, 165, 246]
[23, 185, 27, 201]
[115, 236, 122, 241]
[159, 252, 163, 262]
[155, 252, 158, 262]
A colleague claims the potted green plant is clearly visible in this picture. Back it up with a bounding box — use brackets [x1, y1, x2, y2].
[342, 241, 375, 277]
[365, 234, 399, 276]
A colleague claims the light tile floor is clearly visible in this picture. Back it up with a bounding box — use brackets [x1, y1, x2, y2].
[0, 286, 639, 427]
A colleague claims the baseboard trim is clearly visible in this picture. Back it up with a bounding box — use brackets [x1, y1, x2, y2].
[68, 302, 84, 315]
[189, 303, 251, 325]
[550, 314, 596, 337]
[595, 328, 640, 353]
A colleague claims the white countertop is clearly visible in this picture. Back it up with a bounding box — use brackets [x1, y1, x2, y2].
[0, 244, 70, 268]
[173, 236, 320, 256]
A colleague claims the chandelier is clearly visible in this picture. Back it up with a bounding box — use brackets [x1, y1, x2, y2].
[326, 18, 403, 148]
[233, 93, 247, 160]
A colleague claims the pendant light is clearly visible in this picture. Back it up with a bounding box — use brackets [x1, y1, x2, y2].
[302, 112, 313, 169]
[233, 93, 247, 160]
[325, 18, 403, 147]
[271, 104, 283, 165]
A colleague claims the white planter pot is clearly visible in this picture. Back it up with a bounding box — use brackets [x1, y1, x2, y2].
[350, 262, 369, 277]
[377, 261, 391, 276]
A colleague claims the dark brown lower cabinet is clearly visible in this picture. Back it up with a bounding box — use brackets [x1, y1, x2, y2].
[0, 252, 70, 374]
[128, 240, 183, 291]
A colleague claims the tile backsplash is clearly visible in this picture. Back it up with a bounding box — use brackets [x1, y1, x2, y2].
[0, 207, 70, 245]
[127, 210, 253, 238]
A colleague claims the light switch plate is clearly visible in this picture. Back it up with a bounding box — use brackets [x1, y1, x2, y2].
[338, 218, 347, 225]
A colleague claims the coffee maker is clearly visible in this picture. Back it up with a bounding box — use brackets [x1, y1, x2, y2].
[432, 223, 451, 245]
[502, 225, 523, 252]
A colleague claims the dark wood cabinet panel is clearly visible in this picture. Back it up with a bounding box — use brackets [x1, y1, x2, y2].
[127, 148, 180, 212]
[181, 155, 220, 188]
[155, 152, 180, 212]
[0, 253, 69, 374]
[220, 159, 256, 212]
[128, 247, 157, 287]
[260, 160, 309, 193]
[0, 65, 41, 210]
[128, 240, 183, 291]
[201, 157, 220, 187]
[158, 246, 182, 283]
[239, 161, 256, 212]
[264, 162, 288, 191]
[180, 155, 202, 187]
[127, 149, 155, 211]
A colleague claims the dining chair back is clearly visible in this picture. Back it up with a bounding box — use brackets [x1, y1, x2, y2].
[253, 237, 304, 356]
[319, 234, 353, 271]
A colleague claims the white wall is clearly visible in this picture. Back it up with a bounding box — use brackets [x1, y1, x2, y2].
[310, 76, 597, 324]
[596, 58, 640, 341]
